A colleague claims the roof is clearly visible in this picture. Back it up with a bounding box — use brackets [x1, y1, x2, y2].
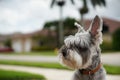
[11, 32, 32, 39]
[0, 29, 56, 40]
[31, 29, 56, 37]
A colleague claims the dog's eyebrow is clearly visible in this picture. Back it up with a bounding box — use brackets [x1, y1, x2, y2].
[75, 45, 88, 51]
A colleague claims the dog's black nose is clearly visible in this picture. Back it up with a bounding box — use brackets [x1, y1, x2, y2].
[62, 50, 67, 57]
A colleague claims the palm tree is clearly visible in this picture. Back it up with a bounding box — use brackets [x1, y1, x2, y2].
[79, 0, 106, 26]
[50, 0, 75, 47]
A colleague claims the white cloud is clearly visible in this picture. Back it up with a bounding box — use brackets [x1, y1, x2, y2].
[84, 0, 120, 20]
[0, 8, 20, 25]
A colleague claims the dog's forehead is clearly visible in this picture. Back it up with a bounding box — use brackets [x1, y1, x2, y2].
[64, 31, 91, 48]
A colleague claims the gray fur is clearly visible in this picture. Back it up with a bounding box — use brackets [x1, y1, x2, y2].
[58, 15, 106, 80]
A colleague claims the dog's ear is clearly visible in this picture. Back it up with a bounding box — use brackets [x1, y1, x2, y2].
[88, 15, 103, 37]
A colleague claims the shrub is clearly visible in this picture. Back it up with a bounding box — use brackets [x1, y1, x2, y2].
[32, 46, 55, 51]
[32, 35, 57, 51]
[4, 39, 11, 47]
[112, 28, 120, 51]
[100, 40, 112, 52]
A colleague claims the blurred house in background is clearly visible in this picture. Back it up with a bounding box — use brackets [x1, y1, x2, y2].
[84, 17, 120, 34]
[11, 33, 32, 53]
[31, 29, 57, 51]
[0, 29, 56, 53]
[84, 17, 120, 42]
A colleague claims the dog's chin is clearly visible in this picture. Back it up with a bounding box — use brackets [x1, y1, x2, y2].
[60, 59, 82, 69]
[59, 58, 92, 69]
[58, 51, 83, 69]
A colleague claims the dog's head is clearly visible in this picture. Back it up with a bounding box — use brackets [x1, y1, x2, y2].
[58, 15, 103, 69]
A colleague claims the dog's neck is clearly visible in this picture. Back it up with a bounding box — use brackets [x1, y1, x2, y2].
[79, 47, 101, 73]
[79, 63, 101, 75]
[90, 50, 101, 70]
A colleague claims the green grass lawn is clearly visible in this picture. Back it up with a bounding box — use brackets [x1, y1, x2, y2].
[0, 51, 57, 56]
[0, 60, 120, 75]
[104, 65, 120, 75]
[0, 60, 67, 69]
[0, 69, 46, 80]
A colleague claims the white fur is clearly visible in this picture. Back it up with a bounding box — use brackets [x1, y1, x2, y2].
[59, 48, 93, 69]
[69, 50, 83, 69]
[71, 49, 92, 69]
[59, 49, 83, 69]
[74, 22, 85, 33]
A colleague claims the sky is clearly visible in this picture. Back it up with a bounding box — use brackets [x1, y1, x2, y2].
[0, 0, 120, 34]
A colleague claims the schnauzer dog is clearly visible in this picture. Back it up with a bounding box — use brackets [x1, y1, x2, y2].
[58, 15, 106, 80]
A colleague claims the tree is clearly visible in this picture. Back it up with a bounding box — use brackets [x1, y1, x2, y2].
[112, 28, 120, 51]
[44, 17, 76, 47]
[51, 0, 106, 25]
[44, 17, 76, 30]
[71, 0, 106, 25]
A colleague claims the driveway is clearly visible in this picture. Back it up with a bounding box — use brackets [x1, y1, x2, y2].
[101, 52, 120, 66]
[0, 64, 120, 80]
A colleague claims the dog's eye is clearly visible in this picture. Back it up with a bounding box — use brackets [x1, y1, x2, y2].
[79, 47, 88, 51]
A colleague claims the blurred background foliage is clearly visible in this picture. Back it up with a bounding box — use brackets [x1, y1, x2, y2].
[112, 28, 120, 51]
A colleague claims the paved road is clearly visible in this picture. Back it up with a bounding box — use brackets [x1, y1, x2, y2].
[0, 55, 58, 62]
[0, 52, 120, 66]
[101, 53, 120, 66]
[0, 64, 120, 80]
